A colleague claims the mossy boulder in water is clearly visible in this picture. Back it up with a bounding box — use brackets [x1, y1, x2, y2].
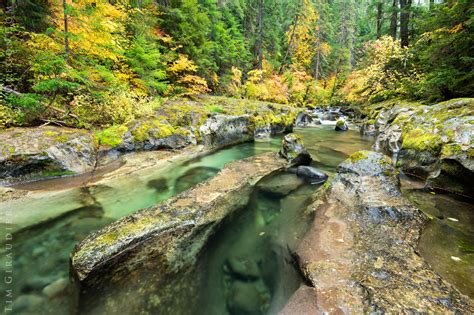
[0, 126, 97, 183]
[290, 150, 474, 313]
[335, 119, 348, 131]
[279, 134, 312, 166]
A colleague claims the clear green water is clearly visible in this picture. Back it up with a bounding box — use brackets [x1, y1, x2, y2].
[1, 127, 374, 314]
[403, 186, 474, 299]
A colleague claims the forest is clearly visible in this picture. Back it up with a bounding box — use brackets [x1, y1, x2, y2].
[1, 0, 472, 129]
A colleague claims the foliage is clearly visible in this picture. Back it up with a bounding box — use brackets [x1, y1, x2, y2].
[0, 0, 472, 129]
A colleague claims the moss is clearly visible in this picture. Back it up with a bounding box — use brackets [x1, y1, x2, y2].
[96, 125, 128, 147]
[132, 120, 181, 142]
[205, 104, 225, 113]
[367, 119, 375, 124]
[440, 144, 463, 157]
[336, 119, 345, 127]
[402, 128, 442, 154]
[348, 151, 369, 163]
[44, 131, 59, 137]
[54, 134, 69, 143]
[7, 146, 15, 154]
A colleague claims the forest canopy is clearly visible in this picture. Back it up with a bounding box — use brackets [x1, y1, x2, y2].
[1, 0, 473, 128]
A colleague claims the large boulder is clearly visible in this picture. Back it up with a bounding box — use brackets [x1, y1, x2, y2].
[199, 114, 254, 148]
[369, 98, 474, 196]
[279, 134, 312, 166]
[70, 152, 288, 314]
[117, 118, 196, 151]
[0, 126, 97, 182]
[292, 150, 474, 313]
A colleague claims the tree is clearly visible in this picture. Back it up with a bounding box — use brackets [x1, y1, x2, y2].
[62, 0, 70, 63]
[400, 0, 412, 47]
[376, 0, 383, 39]
[390, 0, 398, 39]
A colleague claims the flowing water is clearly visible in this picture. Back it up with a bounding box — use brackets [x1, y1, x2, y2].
[13, 126, 473, 314]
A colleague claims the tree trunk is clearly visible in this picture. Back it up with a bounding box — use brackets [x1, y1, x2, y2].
[63, 0, 70, 63]
[429, 0, 434, 10]
[390, 0, 398, 39]
[279, 13, 299, 74]
[399, 0, 411, 47]
[376, 1, 383, 39]
[255, 0, 263, 76]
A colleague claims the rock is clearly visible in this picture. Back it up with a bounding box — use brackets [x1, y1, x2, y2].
[13, 294, 44, 312]
[279, 134, 312, 166]
[295, 112, 313, 127]
[199, 114, 254, 148]
[42, 278, 69, 298]
[293, 150, 474, 313]
[22, 276, 52, 292]
[0, 126, 97, 182]
[360, 123, 377, 136]
[335, 119, 348, 131]
[279, 285, 318, 315]
[70, 152, 288, 314]
[225, 257, 261, 280]
[371, 98, 474, 196]
[254, 125, 272, 140]
[296, 166, 328, 184]
[118, 118, 196, 152]
[227, 280, 271, 315]
[257, 173, 305, 196]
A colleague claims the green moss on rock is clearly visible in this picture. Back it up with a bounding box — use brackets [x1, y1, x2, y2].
[96, 125, 128, 147]
[402, 128, 442, 154]
[348, 151, 369, 163]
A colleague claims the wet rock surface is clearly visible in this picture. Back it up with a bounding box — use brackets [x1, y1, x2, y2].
[295, 166, 328, 184]
[294, 150, 474, 313]
[70, 152, 288, 314]
[0, 126, 97, 183]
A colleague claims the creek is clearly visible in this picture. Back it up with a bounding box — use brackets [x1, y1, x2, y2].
[2, 126, 472, 314]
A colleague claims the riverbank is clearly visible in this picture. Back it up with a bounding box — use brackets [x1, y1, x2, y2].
[0, 96, 298, 185]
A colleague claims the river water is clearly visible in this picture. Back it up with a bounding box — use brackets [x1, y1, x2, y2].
[1, 126, 472, 314]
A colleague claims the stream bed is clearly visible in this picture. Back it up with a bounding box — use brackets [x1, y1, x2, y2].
[2, 126, 472, 314]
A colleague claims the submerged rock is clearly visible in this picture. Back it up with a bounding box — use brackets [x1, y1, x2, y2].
[70, 152, 288, 314]
[293, 150, 474, 313]
[226, 279, 271, 315]
[0, 126, 97, 182]
[279, 134, 312, 166]
[295, 166, 328, 184]
[257, 173, 305, 196]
